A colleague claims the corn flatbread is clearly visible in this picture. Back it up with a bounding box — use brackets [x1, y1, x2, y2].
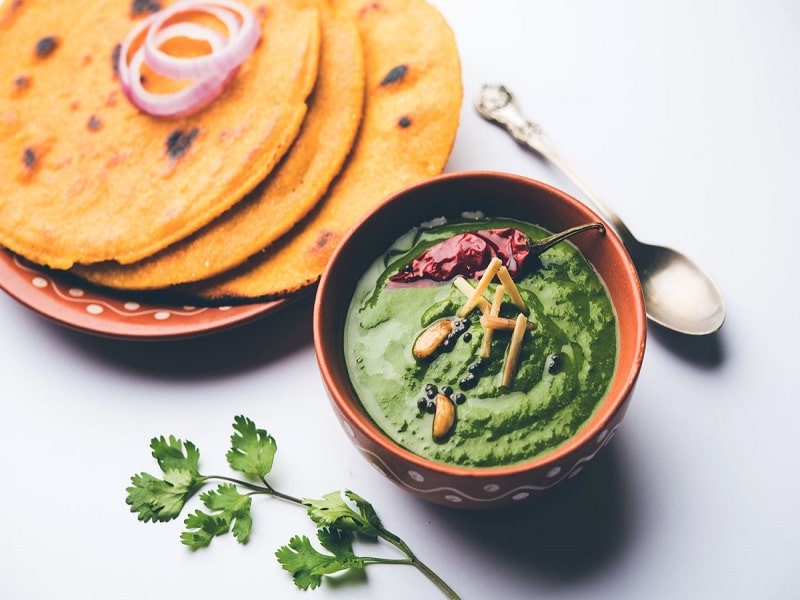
[189, 0, 462, 302]
[70, 0, 364, 290]
[0, 0, 320, 269]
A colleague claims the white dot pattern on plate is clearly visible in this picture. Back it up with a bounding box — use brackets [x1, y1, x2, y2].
[16, 258, 214, 321]
[483, 483, 500, 492]
[512, 492, 530, 501]
[546, 466, 562, 478]
[86, 304, 104, 315]
[4, 251, 280, 338]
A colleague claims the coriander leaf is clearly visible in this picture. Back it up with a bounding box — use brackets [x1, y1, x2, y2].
[180, 483, 253, 549]
[126, 468, 201, 522]
[317, 526, 356, 560]
[126, 436, 205, 522]
[345, 490, 383, 531]
[150, 436, 201, 478]
[181, 511, 229, 549]
[275, 532, 364, 591]
[226, 415, 277, 480]
[304, 491, 379, 540]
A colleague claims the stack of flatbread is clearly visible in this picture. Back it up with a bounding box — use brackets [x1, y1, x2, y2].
[0, 0, 462, 304]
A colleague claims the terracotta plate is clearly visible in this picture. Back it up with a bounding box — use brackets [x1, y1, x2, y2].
[0, 250, 286, 340]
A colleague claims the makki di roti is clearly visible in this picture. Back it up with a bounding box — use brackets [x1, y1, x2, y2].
[190, 0, 462, 303]
[71, 0, 365, 289]
[0, 0, 320, 269]
[0, 0, 462, 307]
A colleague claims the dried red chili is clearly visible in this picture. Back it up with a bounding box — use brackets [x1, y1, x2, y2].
[390, 228, 533, 284]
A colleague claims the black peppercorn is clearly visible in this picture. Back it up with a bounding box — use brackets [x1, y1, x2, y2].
[468, 359, 486, 374]
[547, 353, 563, 374]
[459, 373, 477, 391]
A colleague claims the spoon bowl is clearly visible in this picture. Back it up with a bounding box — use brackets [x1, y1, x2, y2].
[631, 240, 726, 335]
[475, 84, 726, 335]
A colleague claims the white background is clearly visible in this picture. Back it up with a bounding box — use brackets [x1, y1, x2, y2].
[2, 1, 799, 598]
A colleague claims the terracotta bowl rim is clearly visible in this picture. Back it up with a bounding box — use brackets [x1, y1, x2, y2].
[313, 170, 647, 479]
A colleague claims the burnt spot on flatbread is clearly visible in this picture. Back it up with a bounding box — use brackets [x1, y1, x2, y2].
[13, 74, 30, 93]
[20, 144, 45, 179]
[111, 44, 121, 76]
[166, 128, 199, 160]
[312, 229, 337, 253]
[34, 35, 58, 58]
[131, 0, 162, 16]
[22, 147, 36, 170]
[20, 141, 52, 178]
[357, 2, 383, 19]
[398, 115, 412, 128]
[87, 115, 102, 131]
[380, 64, 407, 86]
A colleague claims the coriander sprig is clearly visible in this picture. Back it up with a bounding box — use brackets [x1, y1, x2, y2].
[126, 415, 460, 599]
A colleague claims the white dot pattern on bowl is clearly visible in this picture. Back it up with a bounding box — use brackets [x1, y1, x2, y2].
[408, 470, 425, 482]
[341, 421, 355, 439]
[346, 421, 625, 507]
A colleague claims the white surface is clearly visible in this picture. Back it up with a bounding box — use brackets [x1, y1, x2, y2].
[2, 1, 799, 598]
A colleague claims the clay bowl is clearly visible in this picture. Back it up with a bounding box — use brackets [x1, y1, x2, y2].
[313, 171, 646, 509]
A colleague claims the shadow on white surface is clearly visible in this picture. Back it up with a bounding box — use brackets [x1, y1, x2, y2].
[648, 322, 726, 370]
[25, 292, 317, 379]
[420, 437, 633, 586]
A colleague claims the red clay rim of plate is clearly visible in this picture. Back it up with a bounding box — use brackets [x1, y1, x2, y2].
[0, 249, 287, 340]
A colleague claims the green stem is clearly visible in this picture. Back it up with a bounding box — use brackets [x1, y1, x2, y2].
[206, 475, 305, 506]
[409, 555, 461, 599]
[360, 556, 414, 566]
[204, 476, 460, 599]
[376, 529, 461, 600]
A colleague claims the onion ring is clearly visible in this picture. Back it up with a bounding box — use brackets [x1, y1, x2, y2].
[116, 0, 260, 118]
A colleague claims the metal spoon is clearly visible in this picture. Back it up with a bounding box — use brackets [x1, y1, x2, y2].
[475, 84, 725, 335]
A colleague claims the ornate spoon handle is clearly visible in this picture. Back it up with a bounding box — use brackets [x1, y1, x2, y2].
[474, 84, 635, 246]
